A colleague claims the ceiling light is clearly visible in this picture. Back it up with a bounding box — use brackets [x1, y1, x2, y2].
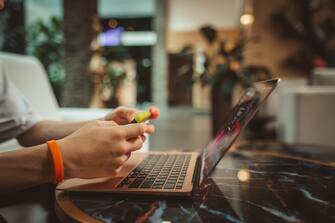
[240, 13, 254, 25]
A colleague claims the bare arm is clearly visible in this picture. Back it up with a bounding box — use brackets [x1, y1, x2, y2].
[0, 121, 155, 195]
[16, 106, 160, 147]
[17, 120, 89, 147]
[0, 144, 53, 194]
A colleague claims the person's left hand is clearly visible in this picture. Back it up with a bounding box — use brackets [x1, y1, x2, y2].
[104, 106, 160, 125]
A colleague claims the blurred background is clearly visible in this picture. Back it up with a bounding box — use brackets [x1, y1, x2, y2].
[0, 0, 335, 150]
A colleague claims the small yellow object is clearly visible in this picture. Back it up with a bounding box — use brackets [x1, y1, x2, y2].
[133, 111, 151, 123]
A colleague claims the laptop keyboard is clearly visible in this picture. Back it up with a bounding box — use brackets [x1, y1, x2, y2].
[117, 154, 191, 190]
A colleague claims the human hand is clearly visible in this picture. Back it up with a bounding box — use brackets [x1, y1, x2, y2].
[58, 120, 155, 179]
[104, 106, 160, 125]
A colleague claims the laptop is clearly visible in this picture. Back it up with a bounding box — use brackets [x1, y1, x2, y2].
[57, 78, 280, 196]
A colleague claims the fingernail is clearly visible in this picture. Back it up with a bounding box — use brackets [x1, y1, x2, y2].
[147, 125, 155, 132]
[128, 114, 135, 122]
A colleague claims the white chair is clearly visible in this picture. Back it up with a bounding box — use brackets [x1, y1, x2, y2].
[265, 77, 335, 147]
[278, 86, 335, 147]
[0, 52, 149, 151]
[0, 52, 61, 151]
[313, 68, 335, 86]
[0, 53, 61, 120]
[266, 78, 307, 122]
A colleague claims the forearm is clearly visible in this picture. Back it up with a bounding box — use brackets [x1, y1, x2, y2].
[17, 120, 90, 147]
[0, 144, 53, 194]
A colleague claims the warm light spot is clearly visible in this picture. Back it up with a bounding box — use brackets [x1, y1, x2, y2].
[240, 14, 254, 25]
[108, 19, 118, 28]
[237, 169, 251, 182]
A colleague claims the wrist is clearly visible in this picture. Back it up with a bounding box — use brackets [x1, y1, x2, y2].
[56, 138, 76, 179]
[39, 144, 55, 184]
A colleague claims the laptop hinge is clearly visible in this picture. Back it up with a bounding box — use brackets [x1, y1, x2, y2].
[191, 155, 201, 195]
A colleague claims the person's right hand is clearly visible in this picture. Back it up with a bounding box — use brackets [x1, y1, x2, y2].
[57, 120, 154, 179]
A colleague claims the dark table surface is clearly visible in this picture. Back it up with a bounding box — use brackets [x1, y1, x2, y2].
[58, 142, 335, 223]
[1, 142, 335, 223]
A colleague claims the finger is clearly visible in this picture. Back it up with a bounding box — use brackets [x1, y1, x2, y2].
[140, 134, 146, 142]
[118, 123, 154, 139]
[117, 107, 137, 123]
[126, 136, 144, 151]
[145, 125, 155, 134]
[149, 107, 160, 119]
[126, 109, 138, 123]
[114, 117, 131, 125]
[112, 139, 142, 156]
[104, 108, 119, 121]
[124, 135, 146, 154]
[111, 154, 129, 169]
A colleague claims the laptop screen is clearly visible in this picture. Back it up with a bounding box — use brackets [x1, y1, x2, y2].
[199, 78, 280, 185]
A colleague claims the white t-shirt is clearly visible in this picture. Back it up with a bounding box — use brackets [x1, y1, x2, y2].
[0, 61, 41, 143]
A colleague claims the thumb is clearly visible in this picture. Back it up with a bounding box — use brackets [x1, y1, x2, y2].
[125, 110, 137, 123]
[115, 107, 137, 123]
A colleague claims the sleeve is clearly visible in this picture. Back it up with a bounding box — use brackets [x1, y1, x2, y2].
[0, 62, 41, 143]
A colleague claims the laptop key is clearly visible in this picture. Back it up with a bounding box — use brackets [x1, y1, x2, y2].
[141, 181, 155, 188]
[166, 181, 176, 185]
[164, 184, 176, 189]
[128, 179, 144, 188]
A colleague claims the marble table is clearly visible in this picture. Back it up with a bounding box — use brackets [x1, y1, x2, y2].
[55, 142, 335, 223]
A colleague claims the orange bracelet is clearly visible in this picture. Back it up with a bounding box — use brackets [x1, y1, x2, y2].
[47, 140, 64, 183]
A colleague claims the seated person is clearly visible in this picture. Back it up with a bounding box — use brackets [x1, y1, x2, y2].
[0, 0, 159, 194]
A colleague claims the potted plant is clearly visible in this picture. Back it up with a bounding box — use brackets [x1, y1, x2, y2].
[199, 25, 272, 136]
[25, 17, 64, 104]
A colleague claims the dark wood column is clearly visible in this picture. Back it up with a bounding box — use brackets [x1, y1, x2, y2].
[152, 0, 168, 107]
[62, 0, 97, 107]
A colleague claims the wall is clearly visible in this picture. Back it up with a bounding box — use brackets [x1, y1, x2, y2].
[168, 0, 243, 31]
[25, 0, 62, 25]
[166, 0, 243, 52]
[99, 0, 155, 18]
[167, 29, 240, 53]
[25, 0, 156, 25]
[244, 0, 305, 78]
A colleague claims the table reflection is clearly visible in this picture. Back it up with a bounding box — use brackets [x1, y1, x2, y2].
[69, 143, 335, 223]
